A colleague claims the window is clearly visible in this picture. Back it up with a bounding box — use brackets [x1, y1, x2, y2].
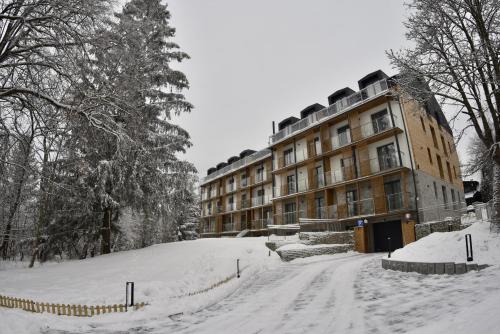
[287, 174, 296, 194]
[241, 173, 247, 187]
[427, 148, 433, 164]
[314, 137, 322, 155]
[371, 109, 390, 134]
[446, 161, 453, 183]
[441, 136, 448, 155]
[385, 180, 402, 211]
[315, 195, 325, 218]
[430, 126, 438, 148]
[436, 154, 444, 179]
[284, 148, 294, 166]
[448, 142, 453, 154]
[453, 166, 457, 179]
[442, 186, 448, 209]
[377, 143, 398, 171]
[315, 165, 325, 187]
[420, 116, 426, 132]
[228, 177, 235, 191]
[284, 202, 296, 224]
[451, 189, 457, 209]
[346, 189, 358, 217]
[228, 196, 234, 211]
[256, 166, 264, 182]
[241, 193, 247, 208]
[337, 125, 351, 146]
[433, 182, 438, 199]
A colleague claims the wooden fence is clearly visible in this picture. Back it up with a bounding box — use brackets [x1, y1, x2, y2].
[0, 294, 145, 317]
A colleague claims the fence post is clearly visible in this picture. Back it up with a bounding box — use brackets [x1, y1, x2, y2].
[237, 259, 240, 278]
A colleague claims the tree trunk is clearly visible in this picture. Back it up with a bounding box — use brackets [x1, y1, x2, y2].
[491, 163, 500, 232]
[101, 207, 112, 254]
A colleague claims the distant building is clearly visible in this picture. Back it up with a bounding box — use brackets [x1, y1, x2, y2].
[199, 70, 465, 252]
[463, 180, 482, 206]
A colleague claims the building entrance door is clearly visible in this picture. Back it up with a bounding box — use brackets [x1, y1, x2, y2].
[372, 220, 403, 252]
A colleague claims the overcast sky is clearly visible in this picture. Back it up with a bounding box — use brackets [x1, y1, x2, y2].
[164, 0, 472, 180]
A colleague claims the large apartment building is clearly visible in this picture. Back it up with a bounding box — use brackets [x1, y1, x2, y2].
[199, 70, 464, 252]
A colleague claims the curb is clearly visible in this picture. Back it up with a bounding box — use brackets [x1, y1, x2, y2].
[381, 258, 489, 275]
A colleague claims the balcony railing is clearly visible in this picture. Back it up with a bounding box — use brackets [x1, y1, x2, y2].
[250, 218, 272, 230]
[222, 222, 236, 232]
[254, 171, 271, 184]
[274, 210, 307, 225]
[201, 148, 271, 185]
[359, 114, 396, 139]
[226, 202, 237, 212]
[202, 223, 216, 233]
[331, 131, 352, 150]
[240, 199, 251, 209]
[226, 183, 235, 193]
[359, 152, 405, 177]
[251, 195, 272, 207]
[269, 79, 389, 144]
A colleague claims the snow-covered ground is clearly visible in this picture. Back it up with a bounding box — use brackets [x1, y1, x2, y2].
[1, 223, 500, 333]
[391, 220, 500, 264]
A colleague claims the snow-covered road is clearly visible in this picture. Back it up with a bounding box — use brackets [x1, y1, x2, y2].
[159, 253, 377, 334]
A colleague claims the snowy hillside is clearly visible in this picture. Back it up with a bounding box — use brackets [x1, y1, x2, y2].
[0, 237, 281, 333]
[390, 220, 500, 264]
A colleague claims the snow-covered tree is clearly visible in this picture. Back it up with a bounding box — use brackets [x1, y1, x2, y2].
[388, 0, 500, 231]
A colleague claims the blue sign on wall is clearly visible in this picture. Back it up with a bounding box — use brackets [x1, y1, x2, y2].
[357, 219, 364, 227]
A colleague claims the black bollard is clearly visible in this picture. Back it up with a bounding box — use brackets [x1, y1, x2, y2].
[125, 282, 134, 311]
[465, 234, 473, 262]
[237, 259, 240, 278]
[387, 237, 392, 258]
[448, 223, 453, 232]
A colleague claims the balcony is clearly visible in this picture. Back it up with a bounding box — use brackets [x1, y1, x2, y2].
[269, 79, 389, 145]
[331, 131, 352, 150]
[251, 195, 272, 207]
[201, 148, 271, 185]
[274, 211, 307, 225]
[226, 183, 236, 193]
[202, 223, 216, 234]
[250, 218, 272, 230]
[222, 222, 236, 232]
[240, 199, 251, 209]
[359, 152, 404, 177]
[226, 202, 237, 212]
[254, 171, 271, 184]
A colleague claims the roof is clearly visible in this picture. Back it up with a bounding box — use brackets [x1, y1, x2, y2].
[300, 103, 325, 119]
[327, 87, 355, 105]
[357, 70, 388, 90]
[239, 149, 256, 159]
[278, 116, 300, 130]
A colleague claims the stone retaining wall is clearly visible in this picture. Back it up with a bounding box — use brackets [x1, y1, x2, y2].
[381, 258, 489, 275]
[415, 218, 463, 240]
[277, 244, 353, 262]
[298, 231, 354, 245]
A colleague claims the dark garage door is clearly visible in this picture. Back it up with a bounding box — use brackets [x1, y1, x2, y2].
[373, 220, 403, 252]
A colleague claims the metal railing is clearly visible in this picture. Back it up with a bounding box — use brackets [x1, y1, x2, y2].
[269, 79, 389, 144]
[251, 195, 272, 207]
[201, 148, 271, 184]
[250, 218, 273, 230]
[359, 151, 405, 177]
[274, 210, 307, 225]
[222, 222, 236, 232]
[331, 131, 352, 150]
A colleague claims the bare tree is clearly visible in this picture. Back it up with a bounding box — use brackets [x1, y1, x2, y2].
[388, 0, 500, 231]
